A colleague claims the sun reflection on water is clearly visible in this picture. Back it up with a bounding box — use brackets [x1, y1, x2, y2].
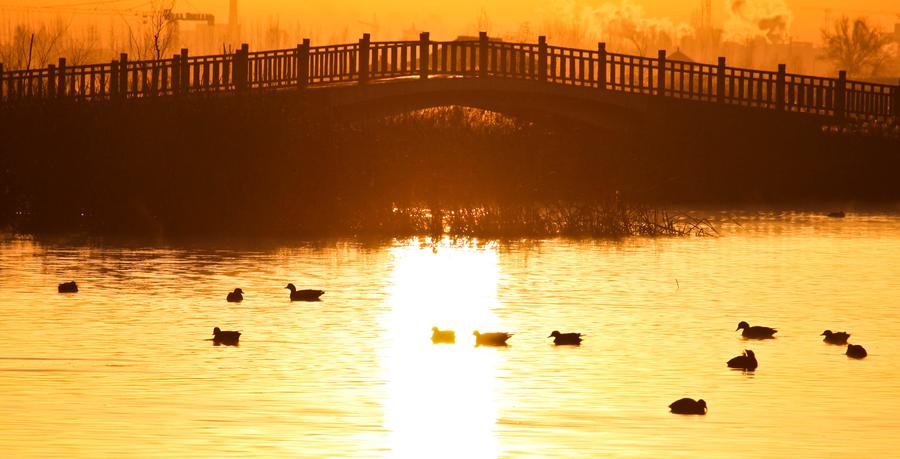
[381, 238, 504, 458]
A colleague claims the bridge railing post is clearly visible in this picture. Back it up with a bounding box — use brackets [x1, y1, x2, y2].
[180, 48, 191, 93]
[597, 42, 607, 91]
[57, 58, 67, 98]
[359, 33, 370, 85]
[119, 53, 129, 98]
[538, 36, 547, 82]
[297, 39, 310, 90]
[776, 63, 786, 111]
[419, 32, 430, 80]
[657, 49, 666, 98]
[110, 59, 119, 97]
[893, 78, 900, 124]
[233, 45, 248, 92]
[835, 70, 847, 121]
[47, 63, 57, 99]
[716, 57, 726, 104]
[479, 31, 489, 78]
[171, 54, 180, 95]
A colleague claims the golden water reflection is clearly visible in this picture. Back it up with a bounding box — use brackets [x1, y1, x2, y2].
[3, 215, 900, 457]
[382, 238, 502, 458]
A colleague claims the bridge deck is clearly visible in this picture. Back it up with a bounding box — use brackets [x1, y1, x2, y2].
[1, 32, 897, 125]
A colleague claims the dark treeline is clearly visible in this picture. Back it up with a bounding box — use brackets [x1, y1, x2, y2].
[0, 94, 898, 238]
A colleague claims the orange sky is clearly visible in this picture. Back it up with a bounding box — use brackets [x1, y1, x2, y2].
[1, 0, 897, 43]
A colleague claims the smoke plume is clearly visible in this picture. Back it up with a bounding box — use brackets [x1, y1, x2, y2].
[723, 0, 793, 43]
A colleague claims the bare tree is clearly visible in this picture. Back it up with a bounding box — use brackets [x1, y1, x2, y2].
[127, 0, 177, 60]
[821, 16, 891, 76]
[0, 19, 70, 70]
[62, 25, 101, 66]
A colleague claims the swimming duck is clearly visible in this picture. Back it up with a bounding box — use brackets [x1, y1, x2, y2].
[846, 344, 867, 359]
[431, 327, 456, 344]
[212, 327, 241, 344]
[821, 330, 850, 345]
[669, 398, 707, 415]
[58, 281, 78, 293]
[226, 288, 244, 303]
[736, 321, 777, 339]
[548, 330, 583, 345]
[727, 349, 758, 371]
[473, 331, 512, 346]
[285, 283, 325, 301]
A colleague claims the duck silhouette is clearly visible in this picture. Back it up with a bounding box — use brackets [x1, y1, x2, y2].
[548, 330, 583, 345]
[212, 327, 241, 345]
[431, 327, 456, 344]
[58, 281, 78, 293]
[736, 321, 777, 339]
[473, 331, 512, 346]
[285, 283, 324, 301]
[727, 349, 758, 371]
[226, 288, 244, 303]
[669, 398, 707, 415]
[846, 344, 867, 359]
[821, 330, 850, 345]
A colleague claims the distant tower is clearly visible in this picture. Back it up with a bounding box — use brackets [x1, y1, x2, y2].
[700, 0, 711, 30]
[228, 0, 239, 45]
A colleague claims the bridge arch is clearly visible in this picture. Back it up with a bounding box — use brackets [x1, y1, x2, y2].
[292, 78, 649, 130]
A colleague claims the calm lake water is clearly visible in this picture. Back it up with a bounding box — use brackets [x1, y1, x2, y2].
[2, 212, 900, 458]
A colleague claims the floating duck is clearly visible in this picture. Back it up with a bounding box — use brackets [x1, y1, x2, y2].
[58, 281, 78, 293]
[548, 330, 583, 345]
[846, 344, 867, 359]
[226, 288, 244, 303]
[431, 327, 456, 344]
[727, 349, 758, 371]
[213, 327, 241, 344]
[285, 283, 325, 301]
[821, 330, 850, 345]
[736, 321, 777, 339]
[669, 398, 707, 415]
[473, 331, 512, 346]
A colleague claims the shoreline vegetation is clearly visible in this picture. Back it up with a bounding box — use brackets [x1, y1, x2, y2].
[1, 102, 897, 239]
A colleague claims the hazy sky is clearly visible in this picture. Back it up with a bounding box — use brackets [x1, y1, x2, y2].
[1, 0, 897, 42]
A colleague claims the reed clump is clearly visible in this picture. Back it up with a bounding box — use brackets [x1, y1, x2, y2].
[364, 202, 716, 238]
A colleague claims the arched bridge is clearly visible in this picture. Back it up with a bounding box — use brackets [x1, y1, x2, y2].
[1, 32, 897, 127]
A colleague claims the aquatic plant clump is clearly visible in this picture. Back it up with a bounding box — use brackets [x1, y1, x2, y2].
[368, 202, 716, 238]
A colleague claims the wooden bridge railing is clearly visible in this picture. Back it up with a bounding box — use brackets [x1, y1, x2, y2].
[1, 32, 898, 124]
